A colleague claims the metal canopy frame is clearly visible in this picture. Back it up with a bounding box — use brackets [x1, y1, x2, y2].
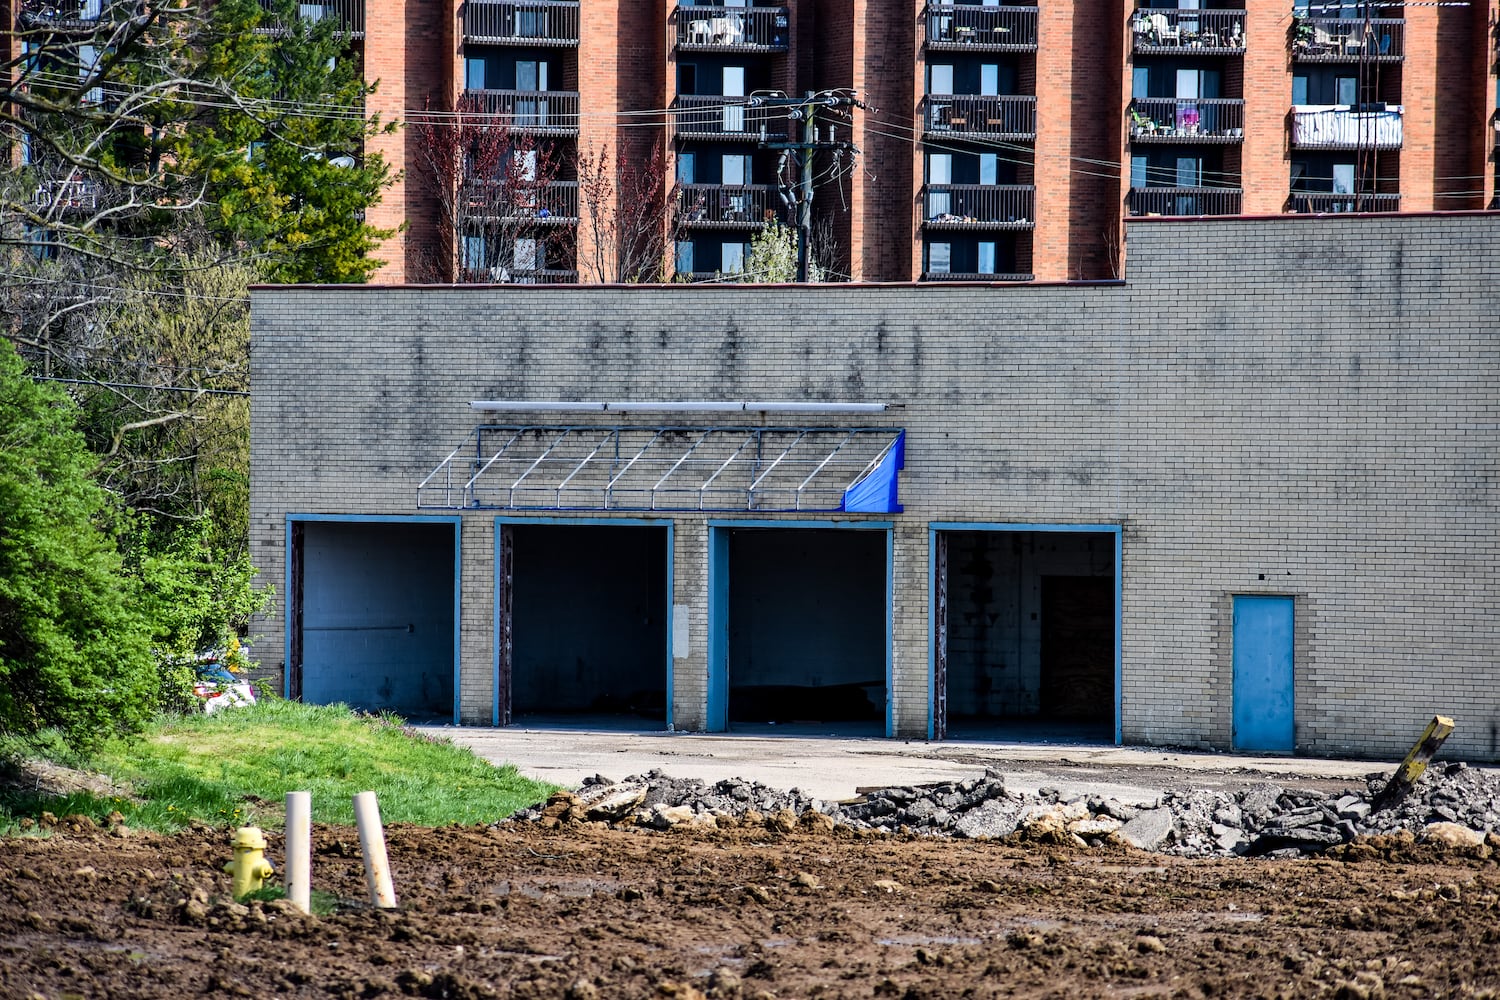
[418, 425, 906, 512]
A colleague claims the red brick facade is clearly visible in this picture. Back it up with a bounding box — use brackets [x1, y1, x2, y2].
[14, 0, 1475, 283]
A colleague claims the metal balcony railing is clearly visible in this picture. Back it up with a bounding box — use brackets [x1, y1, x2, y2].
[461, 267, 579, 284]
[1289, 192, 1401, 213]
[924, 4, 1038, 52]
[1131, 8, 1246, 54]
[1291, 105, 1402, 149]
[1129, 98, 1245, 142]
[463, 89, 581, 135]
[1127, 186, 1242, 216]
[256, 0, 364, 37]
[671, 96, 789, 140]
[675, 6, 790, 52]
[1292, 17, 1403, 62]
[17, 0, 112, 31]
[461, 179, 579, 222]
[921, 95, 1037, 140]
[33, 179, 99, 213]
[922, 271, 1033, 282]
[462, 0, 580, 46]
[921, 184, 1035, 229]
[676, 184, 778, 228]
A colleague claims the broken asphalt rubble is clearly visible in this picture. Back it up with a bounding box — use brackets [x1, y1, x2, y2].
[505, 762, 1500, 858]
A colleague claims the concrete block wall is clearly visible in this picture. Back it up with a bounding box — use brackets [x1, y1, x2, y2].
[251, 213, 1500, 760]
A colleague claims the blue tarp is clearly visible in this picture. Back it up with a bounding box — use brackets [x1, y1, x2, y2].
[841, 431, 905, 513]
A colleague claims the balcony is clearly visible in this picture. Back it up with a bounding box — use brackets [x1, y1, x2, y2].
[1291, 105, 1402, 150]
[671, 96, 789, 141]
[1289, 192, 1401, 213]
[675, 6, 790, 52]
[1129, 98, 1245, 143]
[922, 95, 1037, 141]
[924, 4, 1038, 52]
[17, 0, 109, 32]
[1131, 8, 1246, 54]
[463, 89, 580, 136]
[677, 184, 778, 228]
[1292, 17, 1403, 62]
[1127, 186, 1242, 216]
[462, 1, 579, 46]
[32, 179, 99, 214]
[461, 267, 579, 284]
[256, 0, 364, 37]
[461, 179, 579, 223]
[921, 184, 1035, 230]
[922, 271, 1034, 282]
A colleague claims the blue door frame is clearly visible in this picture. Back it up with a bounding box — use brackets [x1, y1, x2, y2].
[493, 516, 675, 729]
[284, 514, 463, 724]
[706, 520, 895, 735]
[927, 522, 1124, 745]
[1232, 594, 1295, 752]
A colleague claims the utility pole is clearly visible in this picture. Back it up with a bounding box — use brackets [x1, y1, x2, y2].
[752, 90, 865, 281]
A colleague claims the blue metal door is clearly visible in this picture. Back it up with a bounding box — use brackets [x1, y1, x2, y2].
[1232, 595, 1294, 752]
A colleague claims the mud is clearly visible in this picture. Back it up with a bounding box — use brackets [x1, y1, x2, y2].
[4, 821, 1500, 999]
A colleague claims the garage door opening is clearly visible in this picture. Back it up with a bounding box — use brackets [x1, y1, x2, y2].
[714, 526, 889, 736]
[934, 528, 1117, 743]
[290, 518, 458, 721]
[500, 522, 670, 730]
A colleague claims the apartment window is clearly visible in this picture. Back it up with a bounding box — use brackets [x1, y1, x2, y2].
[1336, 76, 1356, 106]
[928, 241, 951, 274]
[1131, 155, 1147, 189]
[514, 238, 544, 278]
[927, 153, 952, 216]
[1292, 75, 1307, 106]
[977, 241, 997, 275]
[516, 60, 548, 91]
[1332, 163, 1355, 195]
[676, 241, 694, 276]
[678, 152, 695, 184]
[1176, 156, 1201, 188]
[299, 3, 325, 21]
[929, 64, 954, 95]
[465, 58, 485, 91]
[723, 66, 746, 131]
[979, 153, 998, 185]
[980, 64, 999, 97]
[463, 235, 485, 273]
[722, 154, 750, 185]
[722, 241, 746, 274]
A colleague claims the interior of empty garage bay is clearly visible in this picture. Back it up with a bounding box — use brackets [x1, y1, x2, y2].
[290, 518, 458, 720]
[934, 529, 1118, 743]
[499, 522, 670, 729]
[713, 526, 890, 736]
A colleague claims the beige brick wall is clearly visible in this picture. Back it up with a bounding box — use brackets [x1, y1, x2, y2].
[250, 213, 1500, 760]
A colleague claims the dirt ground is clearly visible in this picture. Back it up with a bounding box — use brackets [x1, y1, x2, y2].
[3, 820, 1499, 1000]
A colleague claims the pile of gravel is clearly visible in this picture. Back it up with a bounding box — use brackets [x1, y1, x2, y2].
[506, 762, 1500, 858]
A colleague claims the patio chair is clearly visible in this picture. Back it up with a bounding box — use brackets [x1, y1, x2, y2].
[1129, 108, 1159, 136]
[1147, 13, 1179, 46]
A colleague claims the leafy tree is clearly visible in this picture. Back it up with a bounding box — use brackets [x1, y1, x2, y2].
[2, 0, 392, 279]
[0, 339, 157, 749]
[745, 221, 824, 282]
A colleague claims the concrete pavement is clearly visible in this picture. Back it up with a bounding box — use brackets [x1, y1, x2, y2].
[417, 726, 1409, 805]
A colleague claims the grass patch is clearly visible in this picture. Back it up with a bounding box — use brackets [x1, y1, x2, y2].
[241, 885, 341, 916]
[1, 700, 554, 835]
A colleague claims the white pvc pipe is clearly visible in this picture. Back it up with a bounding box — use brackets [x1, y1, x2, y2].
[284, 791, 311, 914]
[352, 791, 398, 908]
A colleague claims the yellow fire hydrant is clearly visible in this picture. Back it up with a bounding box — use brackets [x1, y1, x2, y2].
[224, 826, 275, 900]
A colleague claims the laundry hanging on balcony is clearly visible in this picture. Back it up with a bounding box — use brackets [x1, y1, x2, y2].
[418, 425, 906, 514]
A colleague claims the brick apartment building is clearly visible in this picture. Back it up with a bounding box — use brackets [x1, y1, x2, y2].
[336, 0, 1500, 284]
[9, 1, 1499, 283]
